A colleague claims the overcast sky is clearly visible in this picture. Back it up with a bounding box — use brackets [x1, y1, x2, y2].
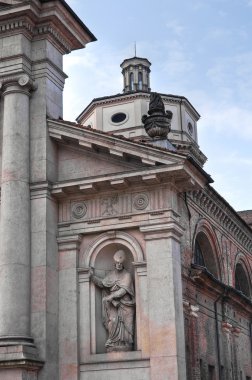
[63, 0, 252, 212]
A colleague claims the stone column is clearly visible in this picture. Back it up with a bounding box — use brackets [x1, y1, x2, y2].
[0, 75, 35, 341]
[140, 216, 186, 380]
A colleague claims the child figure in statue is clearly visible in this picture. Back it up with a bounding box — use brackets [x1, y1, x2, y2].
[89, 249, 135, 352]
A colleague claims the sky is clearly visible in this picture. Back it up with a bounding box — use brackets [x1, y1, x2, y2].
[63, 0, 252, 212]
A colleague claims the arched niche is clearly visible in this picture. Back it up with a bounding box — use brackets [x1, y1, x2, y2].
[193, 221, 221, 280]
[235, 261, 251, 298]
[80, 230, 145, 268]
[80, 231, 144, 354]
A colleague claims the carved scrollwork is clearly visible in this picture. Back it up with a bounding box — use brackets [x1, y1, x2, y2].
[18, 74, 30, 87]
[0, 74, 37, 93]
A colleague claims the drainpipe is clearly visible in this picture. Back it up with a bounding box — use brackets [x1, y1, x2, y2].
[250, 322, 252, 366]
[184, 192, 191, 221]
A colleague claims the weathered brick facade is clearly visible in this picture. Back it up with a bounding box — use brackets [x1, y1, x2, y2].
[181, 187, 252, 380]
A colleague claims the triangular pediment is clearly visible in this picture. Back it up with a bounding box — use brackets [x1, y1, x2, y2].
[48, 119, 186, 169]
[48, 119, 211, 196]
[57, 143, 150, 182]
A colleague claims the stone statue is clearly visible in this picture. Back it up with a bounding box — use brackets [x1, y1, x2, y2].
[89, 249, 135, 352]
[149, 91, 165, 114]
[141, 91, 173, 139]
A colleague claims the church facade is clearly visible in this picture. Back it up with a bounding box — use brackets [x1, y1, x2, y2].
[0, 1, 251, 380]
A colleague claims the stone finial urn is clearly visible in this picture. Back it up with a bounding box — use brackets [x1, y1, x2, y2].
[142, 92, 173, 138]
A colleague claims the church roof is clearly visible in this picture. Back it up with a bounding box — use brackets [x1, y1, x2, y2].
[120, 56, 151, 67]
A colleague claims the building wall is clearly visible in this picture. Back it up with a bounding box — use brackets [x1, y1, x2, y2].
[180, 188, 252, 380]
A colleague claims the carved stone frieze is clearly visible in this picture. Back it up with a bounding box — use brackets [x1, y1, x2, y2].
[59, 188, 165, 223]
[189, 190, 252, 251]
[101, 194, 119, 216]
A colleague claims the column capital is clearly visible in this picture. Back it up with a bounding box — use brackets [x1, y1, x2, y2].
[232, 326, 241, 337]
[183, 299, 200, 318]
[132, 261, 147, 276]
[222, 321, 233, 334]
[140, 220, 184, 242]
[57, 234, 83, 251]
[77, 268, 90, 283]
[0, 74, 37, 95]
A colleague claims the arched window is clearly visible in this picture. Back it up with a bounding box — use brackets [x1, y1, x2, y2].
[194, 240, 205, 267]
[130, 72, 134, 91]
[138, 72, 143, 90]
[235, 263, 251, 298]
[194, 232, 219, 279]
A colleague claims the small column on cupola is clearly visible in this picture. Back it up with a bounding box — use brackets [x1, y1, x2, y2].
[120, 56, 151, 93]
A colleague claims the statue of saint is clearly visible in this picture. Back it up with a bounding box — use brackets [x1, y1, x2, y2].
[89, 249, 135, 352]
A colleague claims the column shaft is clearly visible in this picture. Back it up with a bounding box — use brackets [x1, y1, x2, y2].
[0, 84, 31, 339]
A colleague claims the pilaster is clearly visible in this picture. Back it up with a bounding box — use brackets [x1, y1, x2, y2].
[221, 321, 233, 379]
[183, 300, 200, 379]
[58, 235, 82, 380]
[140, 220, 186, 380]
[132, 261, 149, 357]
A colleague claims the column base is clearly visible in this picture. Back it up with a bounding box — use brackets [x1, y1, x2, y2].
[0, 368, 40, 380]
[0, 339, 43, 379]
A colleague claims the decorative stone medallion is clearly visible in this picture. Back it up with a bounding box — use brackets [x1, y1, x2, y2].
[72, 202, 87, 219]
[133, 193, 149, 210]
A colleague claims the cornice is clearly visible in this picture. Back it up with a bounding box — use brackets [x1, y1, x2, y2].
[48, 119, 186, 165]
[33, 23, 72, 53]
[76, 92, 151, 123]
[0, 15, 72, 54]
[76, 92, 200, 124]
[188, 264, 252, 311]
[0, 1, 95, 54]
[172, 140, 207, 167]
[0, 16, 33, 31]
[188, 189, 252, 252]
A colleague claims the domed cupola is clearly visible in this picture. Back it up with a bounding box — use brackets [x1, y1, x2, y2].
[120, 56, 151, 93]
